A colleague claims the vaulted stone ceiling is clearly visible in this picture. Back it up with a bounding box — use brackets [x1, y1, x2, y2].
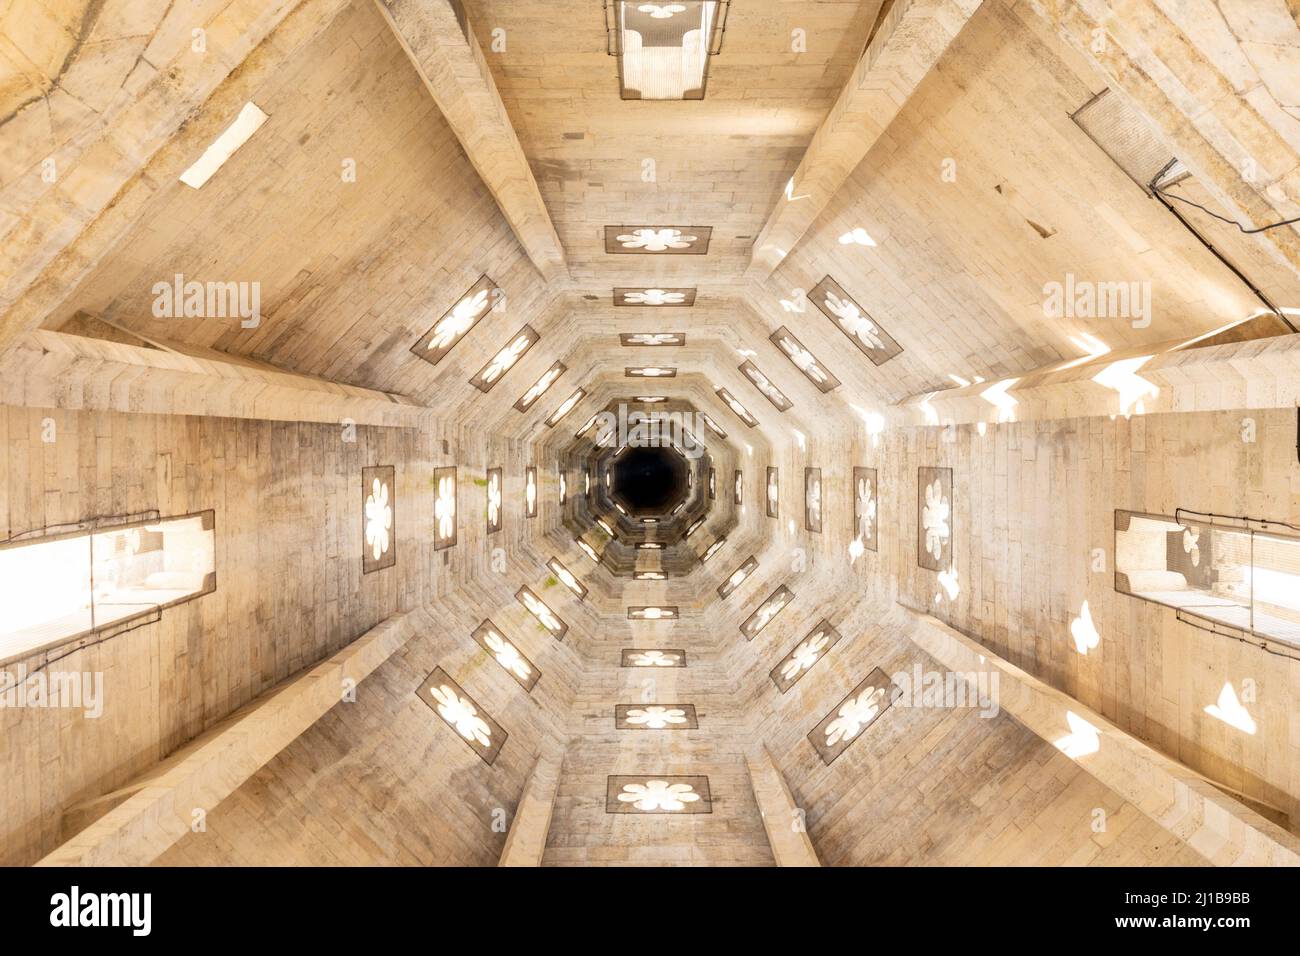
[2, 0, 1300, 870]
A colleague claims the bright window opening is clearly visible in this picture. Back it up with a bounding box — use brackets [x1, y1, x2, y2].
[1115, 510, 1300, 648]
[611, 2, 726, 101]
[0, 512, 216, 663]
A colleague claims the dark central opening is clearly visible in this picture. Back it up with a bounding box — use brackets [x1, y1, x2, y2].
[612, 446, 688, 514]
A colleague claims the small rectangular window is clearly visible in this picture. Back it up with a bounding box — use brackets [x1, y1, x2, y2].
[1115, 510, 1300, 648]
[0, 512, 216, 664]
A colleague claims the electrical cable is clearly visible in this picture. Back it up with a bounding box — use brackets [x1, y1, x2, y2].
[1148, 162, 1298, 333]
[1153, 184, 1300, 234]
[1175, 612, 1300, 665]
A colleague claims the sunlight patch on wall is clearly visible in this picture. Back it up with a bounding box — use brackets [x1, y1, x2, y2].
[838, 227, 876, 246]
[1054, 711, 1101, 759]
[1070, 600, 1100, 655]
[1205, 682, 1256, 735]
[1092, 356, 1157, 418]
[980, 378, 1019, 423]
[179, 102, 268, 189]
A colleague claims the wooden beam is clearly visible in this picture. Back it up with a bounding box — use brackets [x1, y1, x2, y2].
[902, 606, 1300, 866]
[746, 744, 821, 866]
[37, 612, 416, 867]
[746, 0, 984, 279]
[374, 0, 568, 283]
[895, 324, 1300, 426]
[498, 750, 563, 866]
[0, 0, 353, 357]
[0, 328, 430, 428]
